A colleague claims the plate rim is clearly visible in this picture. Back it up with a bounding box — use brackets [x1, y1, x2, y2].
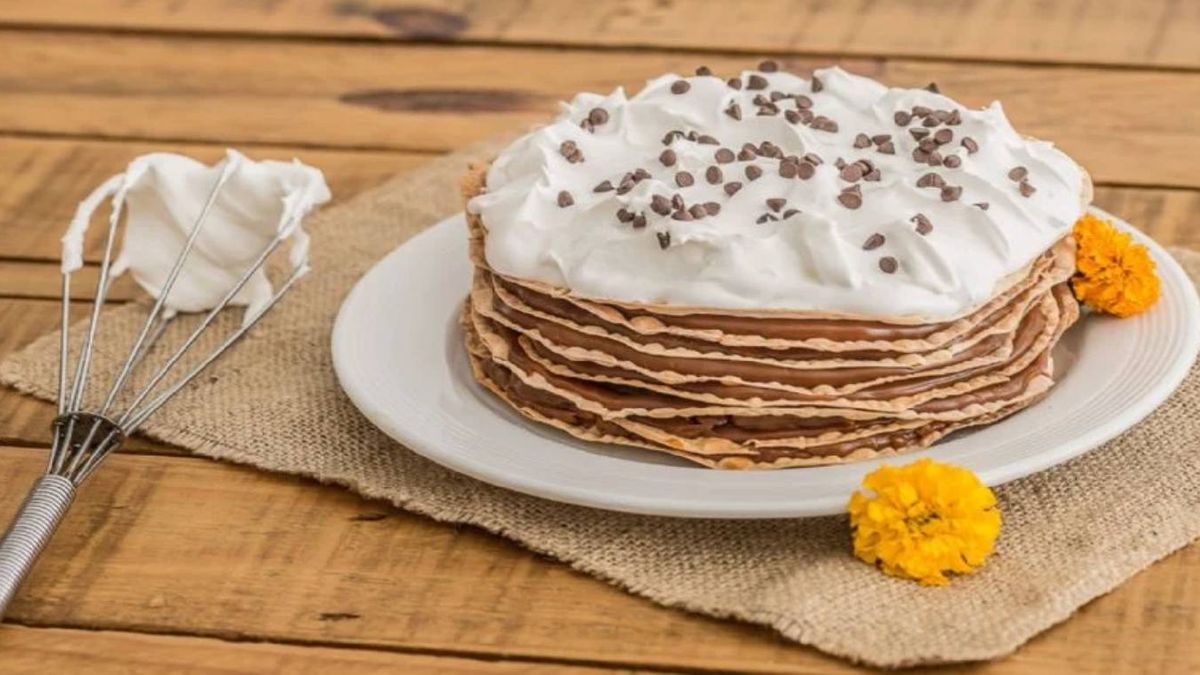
[332, 207, 1200, 518]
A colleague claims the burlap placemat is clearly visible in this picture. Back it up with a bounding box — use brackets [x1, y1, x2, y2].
[4, 141, 1200, 668]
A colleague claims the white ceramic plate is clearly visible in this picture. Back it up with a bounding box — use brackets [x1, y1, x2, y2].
[332, 208, 1200, 518]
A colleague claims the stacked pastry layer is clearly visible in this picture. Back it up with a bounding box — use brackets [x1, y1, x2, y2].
[463, 189, 1078, 468]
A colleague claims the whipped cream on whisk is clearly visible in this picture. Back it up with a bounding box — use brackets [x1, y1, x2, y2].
[469, 65, 1088, 320]
[62, 150, 330, 323]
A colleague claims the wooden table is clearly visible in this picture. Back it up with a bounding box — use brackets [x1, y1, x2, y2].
[0, 2, 1198, 672]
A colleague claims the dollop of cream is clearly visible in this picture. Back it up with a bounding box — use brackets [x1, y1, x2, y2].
[63, 149, 330, 323]
[468, 66, 1088, 320]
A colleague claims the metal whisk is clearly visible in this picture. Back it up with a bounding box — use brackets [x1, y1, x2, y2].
[0, 159, 308, 617]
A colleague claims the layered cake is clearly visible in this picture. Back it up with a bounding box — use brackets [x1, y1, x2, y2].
[461, 64, 1089, 469]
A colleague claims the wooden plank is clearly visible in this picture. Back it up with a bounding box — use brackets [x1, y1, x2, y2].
[0, 0, 1197, 70]
[0, 32, 1198, 188]
[0, 446, 858, 675]
[0, 625, 625, 674]
[0, 444, 1198, 674]
[0, 135, 430, 263]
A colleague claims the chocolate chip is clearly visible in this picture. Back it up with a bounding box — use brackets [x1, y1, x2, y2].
[747, 74, 769, 90]
[877, 141, 895, 155]
[745, 165, 763, 181]
[853, 133, 871, 149]
[689, 204, 708, 219]
[894, 111, 912, 126]
[811, 76, 823, 92]
[912, 148, 930, 163]
[770, 91, 787, 102]
[737, 148, 757, 161]
[871, 134, 892, 145]
[1019, 180, 1037, 197]
[767, 198, 787, 212]
[927, 151, 943, 166]
[940, 185, 963, 202]
[779, 160, 798, 179]
[594, 180, 614, 193]
[758, 141, 782, 158]
[706, 166, 723, 184]
[961, 137, 979, 154]
[671, 209, 692, 222]
[912, 105, 932, 118]
[973, 202, 990, 210]
[811, 116, 839, 132]
[756, 213, 777, 224]
[556, 191, 573, 207]
[879, 256, 898, 273]
[650, 194, 671, 215]
[837, 186, 863, 209]
[580, 119, 594, 133]
[835, 157, 847, 170]
[916, 172, 944, 188]
[675, 171, 695, 187]
[933, 110, 951, 123]
[697, 134, 720, 145]
[724, 181, 743, 196]
[863, 233, 886, 250]
[672, 194, 685, 210]
[662, 130, 684, 145]
[803, 153, 823, 165]
[791, 96, 811, 111]
[704, 202, 721, 216]
[759, 59, 779, 72]
[715, 148, 735, 164]
[943, 155, 962, 169]
[947, 110, 962, 126]
[657, 231, 671, 249]
[634, 168, 651, 180]
[659, 149, 677, 167]
[588, 108, 609, 126]
[616, 174, 636, 195]
[840, 164, 864, 182]
[727, 77, 743, 90]
[784, 110, 802, 124]
[912, 213, 933, 235]
[1008, 166, 1028, 181]
[863, 168, 881, 181]
[725, 103, 742, 120]
[933, 128, 953, 145]
[918, 137, 938, 152]
[922, 116, 939, 128]
[910, 128, 930, 141]
[925, 82, 940, 93]
[796, 161, 816, 179]
[695, 66, 714, 76]
[632, 214, 647, 229]
[560, 140, 583, 163]
[670, 80, 691, 95]
[616, 208, 635, 223]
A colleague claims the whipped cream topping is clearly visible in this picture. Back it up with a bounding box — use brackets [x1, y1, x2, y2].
[468, 65, 1088, 320]
[63, 150, 330, 324]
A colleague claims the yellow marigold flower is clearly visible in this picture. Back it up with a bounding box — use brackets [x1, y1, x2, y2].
[848, 458, 1001, 586]
[1072, 214, 1161, 318]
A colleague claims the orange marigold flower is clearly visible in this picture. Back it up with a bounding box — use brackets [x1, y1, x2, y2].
[1072, 214, 1161, 318]
[848, 458, 1001, 586]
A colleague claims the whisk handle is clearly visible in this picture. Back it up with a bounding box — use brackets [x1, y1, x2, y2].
[0, 475, 75, 618]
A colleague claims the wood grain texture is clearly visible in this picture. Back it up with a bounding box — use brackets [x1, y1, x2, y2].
[0, 135, 428, 263]
[0, 625, 628, 674]
[1, 32, 1199, 187]
[0, 443, 1199, 674]
[0, 446, 858, 675]
[0, 0, 1197, 70]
